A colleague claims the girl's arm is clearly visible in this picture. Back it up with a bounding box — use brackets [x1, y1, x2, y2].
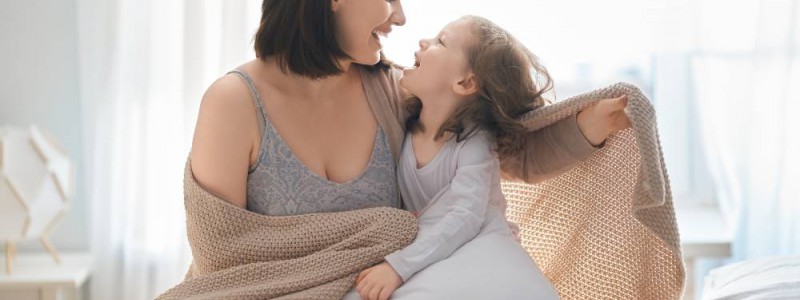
[499, 113, 598, 184]
[387, 67, 630, 183]
[384, 134, 494, 282]
[500, 95, 630, 183]
[387, 66, 629, 184]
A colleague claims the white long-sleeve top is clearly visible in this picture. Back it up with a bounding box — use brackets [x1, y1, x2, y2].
[385, 131, 519, 282]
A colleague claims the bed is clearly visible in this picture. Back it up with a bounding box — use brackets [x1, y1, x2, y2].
[702, 255, 800, 300]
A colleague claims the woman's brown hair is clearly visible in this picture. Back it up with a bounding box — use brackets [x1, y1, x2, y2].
[254, 0, 393, 79]
[403, 15, 554, 158]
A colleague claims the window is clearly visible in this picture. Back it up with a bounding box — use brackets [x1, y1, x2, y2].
[383, 0, 714, 204]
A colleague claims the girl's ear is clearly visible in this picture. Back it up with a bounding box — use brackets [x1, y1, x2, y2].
[453, 72, 479, 97]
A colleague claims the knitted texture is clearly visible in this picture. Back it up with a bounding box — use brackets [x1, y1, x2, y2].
[503, 82, 684, 299]
[157, 81, 683, 299]
[155, 161, 418, 300]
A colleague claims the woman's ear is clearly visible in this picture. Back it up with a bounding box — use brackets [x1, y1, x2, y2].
[453, 72, 479, 97]
[331, 0, 345, 12]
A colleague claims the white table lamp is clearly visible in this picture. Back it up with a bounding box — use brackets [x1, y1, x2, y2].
[0, 126, 73, 275]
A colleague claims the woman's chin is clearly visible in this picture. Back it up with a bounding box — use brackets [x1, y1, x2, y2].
[351, 53, 382, 67]
[401, 67, 421, 81]
[398, 76, 418, 95]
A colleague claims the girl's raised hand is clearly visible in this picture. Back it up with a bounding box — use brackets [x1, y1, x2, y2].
[576, 95, 631, 147]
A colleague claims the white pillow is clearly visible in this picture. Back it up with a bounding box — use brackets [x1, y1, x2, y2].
[702, 255, 800, 300]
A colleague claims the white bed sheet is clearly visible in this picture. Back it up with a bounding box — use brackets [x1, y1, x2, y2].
[702, 255, 800, 300]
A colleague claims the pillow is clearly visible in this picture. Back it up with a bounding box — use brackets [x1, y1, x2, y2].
[702, 255, 800, 300]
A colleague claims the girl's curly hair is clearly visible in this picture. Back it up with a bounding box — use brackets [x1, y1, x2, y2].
[403, 16, 554, 158]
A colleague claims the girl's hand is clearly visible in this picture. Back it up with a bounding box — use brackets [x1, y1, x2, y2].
[576, 95, 631, 147]
[355, 262, 403, 300]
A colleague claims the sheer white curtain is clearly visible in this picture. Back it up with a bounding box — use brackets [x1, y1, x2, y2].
[387, 0, 713, 203]
[74, 0, 798, 298]
[691, 0, 800, 259]
[76, 0, 259, 299]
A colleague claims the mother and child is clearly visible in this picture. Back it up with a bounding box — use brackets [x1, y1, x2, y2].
[189, 0, 631, 299]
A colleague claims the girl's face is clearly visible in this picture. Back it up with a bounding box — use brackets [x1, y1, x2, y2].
[400, 18, 475, 100]
[333, 0, 406, 65]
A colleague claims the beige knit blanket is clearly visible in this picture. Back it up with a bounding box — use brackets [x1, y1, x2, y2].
[157, 81, 683, 300]
[503, 82, 684, 299]
[155, 161, 419, 300]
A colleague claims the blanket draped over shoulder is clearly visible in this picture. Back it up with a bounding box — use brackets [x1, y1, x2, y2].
[155, 162, 418, 300]
[156, 82, 684, 300]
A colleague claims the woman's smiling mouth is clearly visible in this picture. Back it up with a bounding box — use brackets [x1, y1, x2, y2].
[372, 29, 389, 46]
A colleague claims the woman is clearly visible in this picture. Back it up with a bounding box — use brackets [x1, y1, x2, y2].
[189, 0, 630, 299]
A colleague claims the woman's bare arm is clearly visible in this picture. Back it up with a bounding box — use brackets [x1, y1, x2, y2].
[190, 75, 260, 208]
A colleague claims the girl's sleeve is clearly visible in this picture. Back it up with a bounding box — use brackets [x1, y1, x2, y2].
[384, 135, 494, 282]
[499, 113, 601, 184]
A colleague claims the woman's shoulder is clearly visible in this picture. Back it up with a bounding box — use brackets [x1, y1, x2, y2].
[199, 61, 272, 127]
[201, 69, 257, 114]
[189, 69, 261, 209]
[358, 63, 408, 99]
[356, 64, 409, 160]
[193, 73, 260, 138]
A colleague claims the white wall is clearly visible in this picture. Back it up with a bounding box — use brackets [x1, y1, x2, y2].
[0, 0, 88, 252]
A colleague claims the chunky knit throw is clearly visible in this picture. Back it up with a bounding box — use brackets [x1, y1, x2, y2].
[503, 82, 685, 299]
[157, 81, 684, 300]
[155, 161, 419, 300]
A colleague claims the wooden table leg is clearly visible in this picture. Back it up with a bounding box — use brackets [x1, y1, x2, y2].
[683, 258, 696, 300]
[64, 284, 80, 300]
[40, 286, 58, 300]
[5, 240, 15, 275]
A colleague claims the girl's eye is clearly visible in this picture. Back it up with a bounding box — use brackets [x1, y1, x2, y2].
[386, 0, 396, 3]
[438, 38, 446, 47]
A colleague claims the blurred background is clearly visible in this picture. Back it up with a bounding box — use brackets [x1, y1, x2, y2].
[0, 0, 797, 299]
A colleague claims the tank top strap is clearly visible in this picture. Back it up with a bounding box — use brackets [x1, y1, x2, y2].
[227, 68, 268, 139]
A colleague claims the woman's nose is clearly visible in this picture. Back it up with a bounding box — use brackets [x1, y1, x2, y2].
[390, 1, 406, 26]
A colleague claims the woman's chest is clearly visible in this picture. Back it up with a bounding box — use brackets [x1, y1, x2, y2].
[265, 93, 378, 183]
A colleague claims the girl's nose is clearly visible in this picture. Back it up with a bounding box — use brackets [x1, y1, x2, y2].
[419, 39, 430, 50]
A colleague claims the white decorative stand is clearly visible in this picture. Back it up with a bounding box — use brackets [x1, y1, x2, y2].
[0, 252, 91, 300]
[0, 126, 74, 274]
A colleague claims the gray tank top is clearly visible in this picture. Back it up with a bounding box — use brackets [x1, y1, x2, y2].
[228, 69, 398, 216]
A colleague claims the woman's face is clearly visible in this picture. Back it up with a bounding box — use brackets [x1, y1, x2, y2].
[400, 19, 474, 99]
[332, 0, 406, 65]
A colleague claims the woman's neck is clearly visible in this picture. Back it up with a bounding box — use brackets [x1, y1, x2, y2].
[256, 57, 358, 102]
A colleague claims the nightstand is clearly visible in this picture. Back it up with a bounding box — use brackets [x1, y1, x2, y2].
[0, 252, 91, 300]
[677, 204, 733, 300]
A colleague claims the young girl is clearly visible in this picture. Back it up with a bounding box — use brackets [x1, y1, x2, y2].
[354, 16, 564, 300]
